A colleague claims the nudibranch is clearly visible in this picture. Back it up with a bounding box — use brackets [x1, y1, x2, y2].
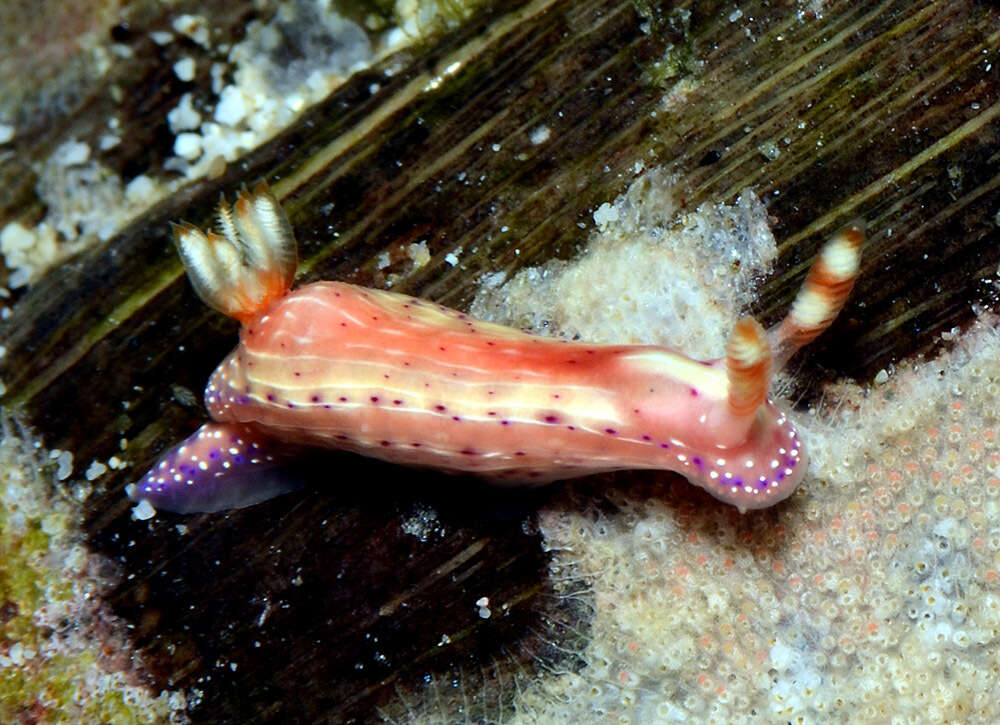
[130, 184, 862, 514]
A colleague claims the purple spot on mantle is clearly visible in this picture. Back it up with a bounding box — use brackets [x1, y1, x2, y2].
[604, 428, 618, 435]
[692, 456, 704, 470]
[689, 388, 699, 396]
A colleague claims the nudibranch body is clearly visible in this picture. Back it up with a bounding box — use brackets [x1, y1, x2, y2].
[131, 185, 862, 514]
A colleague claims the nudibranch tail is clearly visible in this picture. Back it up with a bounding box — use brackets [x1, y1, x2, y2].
[770, 222, 865, 369]
[173, 183, 297, 324]
[129, 422, 306, 514]
[726, 316, 772, 418]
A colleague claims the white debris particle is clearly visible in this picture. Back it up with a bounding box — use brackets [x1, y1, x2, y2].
[0, 124, 13, 144]
[1, 219, 60, 288]
[376, 250, 391, 269]
[150, 30, 173, 45]
[98, 133, 120, 150]
[65, 544, 88, 573]
[124, 175, 157, 204]
[0, 222, 34, 254]
[529, 125, 551, 145]
[55, 450, 74, 481]
[174, 132, 203, 161]
[8, 269, 29, 289]
[284, 92, 306, 114]
[132, 499, 157, 521]
[407, 241, 430, 268]
[759, 140, 781, 160]
[9, 642, 27, 665]
[85, 460, 108, 481]
[444, 251, 460, 266]
[0, 345, 6, 359]
[167, 93, 202, 133]
[71, 483, 92, 502]
[173, 57, 197, 82]
[476, 597, 492, 619]
[214, 86, 249, 126]
[40, 512, 66, 536]
[172, 13, 210, 47]
[400, 503, 443, 542]
[107, 455, 123, 470]
[593, 201, 619, 230]
[874, 368, 890, 385]
[53, 139, 91, 166]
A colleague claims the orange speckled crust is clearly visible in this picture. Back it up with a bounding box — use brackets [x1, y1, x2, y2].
[130, 185, 860, 514]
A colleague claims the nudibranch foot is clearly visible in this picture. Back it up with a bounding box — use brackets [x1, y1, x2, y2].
[131, 185, 863, 514]
[129, 422, 305, 513]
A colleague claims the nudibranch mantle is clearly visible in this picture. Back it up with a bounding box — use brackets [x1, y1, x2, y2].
[131, 184, 863, 514]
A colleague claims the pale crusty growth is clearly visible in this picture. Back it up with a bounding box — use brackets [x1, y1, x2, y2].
[0, 418, 189, 720]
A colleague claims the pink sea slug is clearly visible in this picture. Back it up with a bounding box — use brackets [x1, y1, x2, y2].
[130, 185, 862, 514]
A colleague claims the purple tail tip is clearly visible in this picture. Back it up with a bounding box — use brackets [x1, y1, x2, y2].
[129, 422, 304, 514]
